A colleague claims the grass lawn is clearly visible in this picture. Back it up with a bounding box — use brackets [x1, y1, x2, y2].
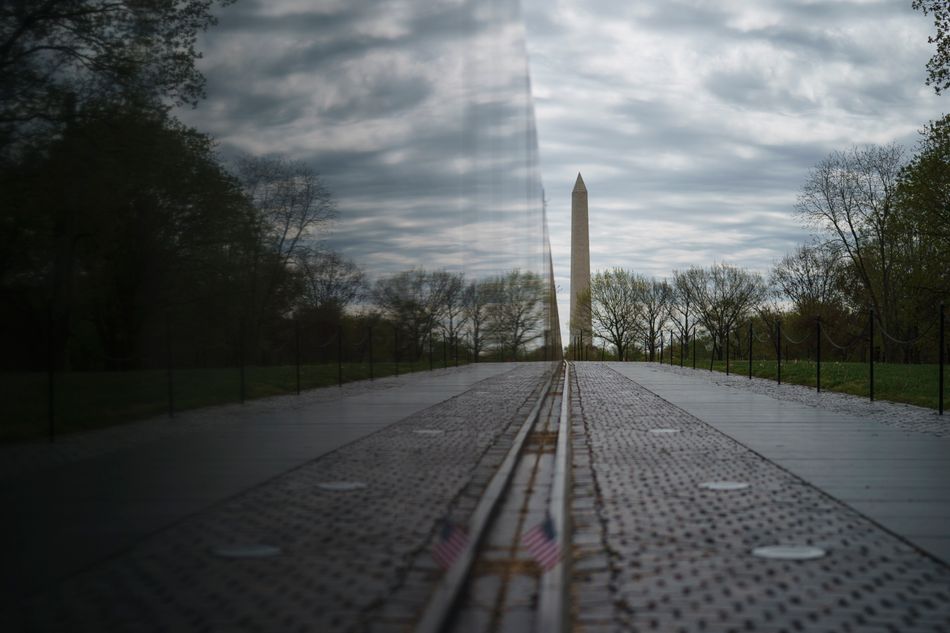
[664, 357, 946, 411]
[1, 358, 465, 443]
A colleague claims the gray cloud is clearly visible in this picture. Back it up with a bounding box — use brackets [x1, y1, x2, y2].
[175, 0, 946, 345]
[521, 0, 944, 341]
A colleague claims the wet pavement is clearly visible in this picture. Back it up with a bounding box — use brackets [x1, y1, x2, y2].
[571, 363, 950, 632]
[3, 360, 949, 632]
[609, 362, 950, 565]
[2, 363, 550, 632]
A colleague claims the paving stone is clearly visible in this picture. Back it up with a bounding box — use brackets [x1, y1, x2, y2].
[569, 363, 950, 632]
[11, 363, 555, 632]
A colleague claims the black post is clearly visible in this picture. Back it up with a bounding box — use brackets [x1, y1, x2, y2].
[680, 328, 685, 367]
[295, 319, 301, 395]
[166, 310, 174, 417]
[669, 331, 673, 365]
[454, 335, 459, 367]
[816, 317, 821, 393]
[368, 326, 374, 381]
[869, 308, 874, 401]
[659, 333, 664, 363]
[337, 325, 343, 387]
[429, 329, 434, 371]
[692, 329, 697, 369]
[939, 302, 944, 415]
[239, 317, 246, 404]
[748, 322, 753, 380]
[442, 335, 447, 367]
[47, 302, 55, 443]
[393, 325, 399, 377]
[726, 328, 730, 376]
[776, 320, 782, 385]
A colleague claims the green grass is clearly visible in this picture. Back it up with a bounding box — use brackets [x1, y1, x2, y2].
[663, 356, 946, 410]
[1, 358, 466, 443]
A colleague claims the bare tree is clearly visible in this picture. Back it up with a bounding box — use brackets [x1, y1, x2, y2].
[676, 264, 766, 360]
[298, 250, 365, 317]
[670, 271, 696, 360]
[485, 269, 544, 360]
[640, 276, 672, 362]
[236, 154, 335, 328]
[796, 144, 905, 357]
[433, 271, 466, 351]
[587, 268, 642, 360]
[770, 242, 845, 320]
[373, 269, 450, 356]
[463, 279, 491, 360]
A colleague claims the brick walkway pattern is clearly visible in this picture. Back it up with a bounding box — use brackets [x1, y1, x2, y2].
[9, 364, 553, 633]
[570, 363, 950, 633]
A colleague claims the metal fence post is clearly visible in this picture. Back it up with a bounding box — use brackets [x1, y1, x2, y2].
[659, 333, 664, 363]
[429, 329, 434, 370]
[239, 317, 246, 404]
[668, 330, 673, 365]
[454, 334, 459, 367]
[295, 319, 301, 395]
[816, 316, 821, 393]
[680, 329, 685, 367]
[748, 322, 752, 380]
[166, 310, 174, 417]
[47, 301, 55, 443]
[393, 325, 399, 377]
[337, 325, 343, 387]
[368, 325, 374, 381]
[726, 327, 730, 376]
[776, 320, 782, 385]
[692, 329, 697, 369]
[869, 308, 874, 402]
[939, 302, 944, 415]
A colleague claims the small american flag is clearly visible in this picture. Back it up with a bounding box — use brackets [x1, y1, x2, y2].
[522, 514, 560, 571]
[432, 519, 468, 569]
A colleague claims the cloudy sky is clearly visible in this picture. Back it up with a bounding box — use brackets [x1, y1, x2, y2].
[179, 0, 946, 344]
[523, 0, 945, 338]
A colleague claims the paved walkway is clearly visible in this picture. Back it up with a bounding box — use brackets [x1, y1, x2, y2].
[608, 362, 950, 565]
[572, 362, 950, 632]
[5, 360, 949, 632]
[0, 362, 528, 628]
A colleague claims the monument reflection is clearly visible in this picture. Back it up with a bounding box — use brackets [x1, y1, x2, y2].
[190, 0, 561, 355]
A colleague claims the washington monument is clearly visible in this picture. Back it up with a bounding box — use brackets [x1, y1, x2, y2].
[570, 172, 591, 340]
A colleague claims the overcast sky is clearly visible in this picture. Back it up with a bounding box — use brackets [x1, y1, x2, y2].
[180, 0, 946, 345]
[523, 0, 946, 337]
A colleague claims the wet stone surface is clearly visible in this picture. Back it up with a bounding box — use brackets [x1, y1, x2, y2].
[0, 366, 480, 483]
[14, 363, 554, 633]
[650, 362, 947, 437]
[571, 363, 950, 633]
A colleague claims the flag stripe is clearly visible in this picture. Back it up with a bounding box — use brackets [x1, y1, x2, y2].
[432, 521, 469, 569]
[522, 517, 561, 571]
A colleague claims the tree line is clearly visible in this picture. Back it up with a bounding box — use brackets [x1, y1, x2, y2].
[585, 122, 950, 364]
[0, 1, 558, 373]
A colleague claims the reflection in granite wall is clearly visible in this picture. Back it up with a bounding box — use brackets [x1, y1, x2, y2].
[187, 0, 560, 354]
[173, 0, 560, 356]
